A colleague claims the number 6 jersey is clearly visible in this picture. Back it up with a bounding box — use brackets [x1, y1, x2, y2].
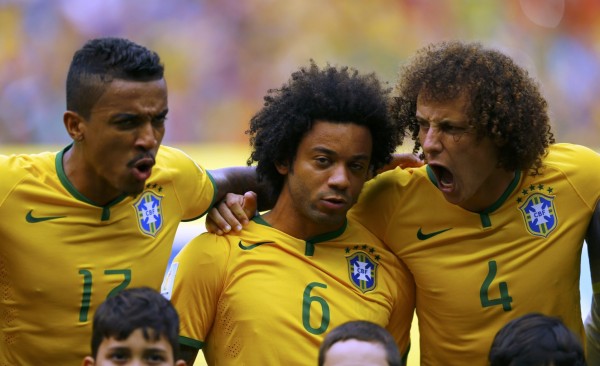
[164, 216, 415, 366]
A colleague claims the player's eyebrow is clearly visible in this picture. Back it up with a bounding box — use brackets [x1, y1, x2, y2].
[312, 146, 370, 161]
[111, 108, 168, 119]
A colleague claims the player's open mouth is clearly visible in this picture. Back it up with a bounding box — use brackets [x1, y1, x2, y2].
[430, 164, 454, 191]
[131, 157, 155, 181]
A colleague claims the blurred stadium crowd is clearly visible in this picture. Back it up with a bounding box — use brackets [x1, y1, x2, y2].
[0, 0, 599, 147]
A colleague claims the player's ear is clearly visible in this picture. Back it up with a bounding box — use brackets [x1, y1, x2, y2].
[81, 356, 95, 366]
[64, 110, 86, 142]
[275, 160, 290, 175]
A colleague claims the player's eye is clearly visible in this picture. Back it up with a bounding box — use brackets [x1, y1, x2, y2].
[152, 115, 167, 128]
[114, 117, 140, 129]
[440, 125, 466, 135]
[315, 156, 331, 166]
[349, 162, 367, 172]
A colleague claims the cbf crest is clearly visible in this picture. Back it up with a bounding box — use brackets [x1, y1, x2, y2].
[518, 192, 557, 238]
[134, 191, 164, 237]
[346, 250, 378, 293]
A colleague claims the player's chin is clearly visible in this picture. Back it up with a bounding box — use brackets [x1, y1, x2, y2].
[315, 211, 347, 228]
[122, 179, 148, 197]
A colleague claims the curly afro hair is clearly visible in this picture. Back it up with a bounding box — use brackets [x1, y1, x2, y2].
[247, 60, 401, 198]
[391, 41, 555, 175]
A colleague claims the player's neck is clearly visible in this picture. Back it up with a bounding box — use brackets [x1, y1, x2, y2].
[263, 199, 344, 240]
[62, 146, 121, 206]
[459, 169, 518, 212]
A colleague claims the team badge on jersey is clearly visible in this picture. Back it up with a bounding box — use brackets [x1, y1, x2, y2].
[347, 251, 378, 293]
[518, 193, 557, 238]
[134, 191, 164, 237]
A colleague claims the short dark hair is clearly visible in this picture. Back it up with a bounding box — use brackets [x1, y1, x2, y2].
[392, 40, 555, 175]
[66, 37, 164, 119]
[489, 313, 586, 366]
[247, 60, 401, 198]
[318, 320, 403, 366]
[90, 287, 180, 360]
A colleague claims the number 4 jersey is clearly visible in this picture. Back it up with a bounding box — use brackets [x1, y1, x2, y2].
[0, 145, 216, 366]
[349, 143, 600, 365]
[163, 216, 415, 366]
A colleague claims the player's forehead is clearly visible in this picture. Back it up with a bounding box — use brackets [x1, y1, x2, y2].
[299, 120, 372, 152]
[90, 79, 168, 117]
[416, 92, 471, 123]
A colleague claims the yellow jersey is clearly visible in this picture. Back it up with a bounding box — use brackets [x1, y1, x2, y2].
[164, 216, 415, 366]
[349, 143, 600, 365]
[0, 145, 216, 366]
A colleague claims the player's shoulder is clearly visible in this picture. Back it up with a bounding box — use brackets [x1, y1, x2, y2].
[153, 145, 208, 181]
[1, 150, 56, 170]
[155, 145, 193, 165]
[175, 221, 270, 264]
[547, 143, 600, 161]
[543, 143, 600, 172]
[181, 231, 239, 255]
[0, 151, 57, 187]
[360, 166, 429, 201]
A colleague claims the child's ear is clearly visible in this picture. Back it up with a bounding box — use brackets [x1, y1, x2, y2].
[175, 360, 187, 366]
[81, 356, 95, 366]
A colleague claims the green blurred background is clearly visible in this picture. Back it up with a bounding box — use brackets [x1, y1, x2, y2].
[0, 0, 599, 148]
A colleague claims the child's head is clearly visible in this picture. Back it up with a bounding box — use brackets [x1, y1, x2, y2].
[318, 320, 403, 366]
[82, 287, 185, 366]
[489, 313, 586, 366]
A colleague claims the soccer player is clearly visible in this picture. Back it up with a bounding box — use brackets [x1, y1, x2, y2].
[318, 320, 403, 366]
[163, 61, 415, 365]
[82, 287, 186, 366]
[348, 40, 600, 365]
[488, 313, 586, 366]
[0, 37, 256, 365]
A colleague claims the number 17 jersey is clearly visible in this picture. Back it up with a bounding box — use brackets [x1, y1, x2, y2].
[0, 145, 216, 366]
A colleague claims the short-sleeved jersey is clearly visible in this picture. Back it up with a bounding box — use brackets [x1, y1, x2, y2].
[0, 144, 216, 366]
[349, 143, 600, 365]
[163, 216, 415, 366]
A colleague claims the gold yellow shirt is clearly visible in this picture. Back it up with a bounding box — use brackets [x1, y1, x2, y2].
[165, 216, 415, 366]
[350, 143, 600, 365]
[0, 145, 215, 366]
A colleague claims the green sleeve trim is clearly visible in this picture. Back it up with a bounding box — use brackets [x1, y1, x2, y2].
[593, 281, 600, 295]
[182, 169, 218, 223]
[179, 335, 204, 349]
[205, 169, 218, 210]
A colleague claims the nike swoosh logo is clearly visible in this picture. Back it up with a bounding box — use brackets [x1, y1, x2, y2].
[417, 227, 452, 240]
[238, 241, 274, 251]
[26, 210, 66, 223]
